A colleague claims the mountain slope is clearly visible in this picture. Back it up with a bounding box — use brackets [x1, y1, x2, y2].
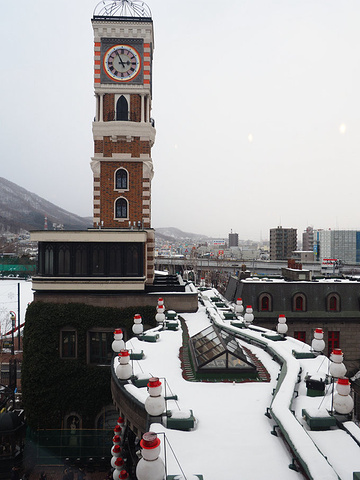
[155, 227, 210, 242]
[0, 177, 91, 232]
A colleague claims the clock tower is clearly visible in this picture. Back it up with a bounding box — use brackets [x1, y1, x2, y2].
[31, 1, 157, 296]
[91, 0, 155, 232]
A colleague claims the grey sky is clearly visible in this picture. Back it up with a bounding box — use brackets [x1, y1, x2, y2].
[1, 1, 359, 240]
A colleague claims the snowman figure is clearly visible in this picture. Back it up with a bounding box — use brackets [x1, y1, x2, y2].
[329, 348, 347, 378]
[244, 305, 254, 326]
[144, 377, 165, 416]
[112, 457, 125, 480]
[311, 328, 325, 354]
[132, 314, 143, 335]
[276, 314, 288, 335]
[116, 350, 132, 380]
[136, 432, 165, 480]
[155, 304, 166, 324]
[235, 298, 244, 314]
[112, 329, 125, 353]
[333, 377, 354, 415]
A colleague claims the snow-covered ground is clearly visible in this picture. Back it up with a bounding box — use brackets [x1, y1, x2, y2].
[0, 279, 34, 337]
[121, 288, 360, 480]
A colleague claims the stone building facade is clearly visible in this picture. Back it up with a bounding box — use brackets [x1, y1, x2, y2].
[225, 275, 360, 374]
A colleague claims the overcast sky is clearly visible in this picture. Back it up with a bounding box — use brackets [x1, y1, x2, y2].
[1, 0, 360, 240]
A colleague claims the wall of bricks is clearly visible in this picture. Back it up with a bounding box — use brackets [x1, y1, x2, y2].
[102, 94, 141, 122]
[94, 137, 150, 157]
[103, 93, 115, 121]
[130, 94, 141, 122]
[99, 161, 144, 227]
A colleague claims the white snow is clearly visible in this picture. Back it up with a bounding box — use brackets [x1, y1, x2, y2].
[120, 287, 360, 479]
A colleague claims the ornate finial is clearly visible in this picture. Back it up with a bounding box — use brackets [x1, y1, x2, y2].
[93, 0, 152, 18]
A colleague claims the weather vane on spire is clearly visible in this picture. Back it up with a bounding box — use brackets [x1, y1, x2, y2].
[93, 0, 152, 18]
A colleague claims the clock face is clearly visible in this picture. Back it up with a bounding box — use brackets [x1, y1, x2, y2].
[103, 44, 141, 82]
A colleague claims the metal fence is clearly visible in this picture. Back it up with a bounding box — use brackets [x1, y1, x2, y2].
[27, 429, 113, 466]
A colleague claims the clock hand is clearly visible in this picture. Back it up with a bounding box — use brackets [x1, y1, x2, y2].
[116, 50, 125, 68]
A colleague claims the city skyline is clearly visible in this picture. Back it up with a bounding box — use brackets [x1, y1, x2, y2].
[1, 0, 360, 240]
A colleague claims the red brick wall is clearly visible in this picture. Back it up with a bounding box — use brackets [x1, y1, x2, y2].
[102, 94, 141, 123]
[130, 94, 141, 122]
[103, 94, 115, 121]
[94, 96, 152, 228]
[94, 137, 150, 157]
[100, 161, 143, 227]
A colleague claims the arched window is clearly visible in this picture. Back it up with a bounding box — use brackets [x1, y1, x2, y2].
[126, 244, 141, 276]
[116, 95, 128, 121]
[115, 168, 128, 190]
[292, 293, 306, 312]
[259, 293, 272, 312]
[58, 245, 71, 275]
[75, 245, 87, 275]
[91, 245, 105, 275]
[109, 244, 122, 275]
[115, 197, 128, 219]
[64, 413, 82, 430]
[95, 405, 119, 429]
[44, 245, 54, 275]
[327, 293, 340, 312]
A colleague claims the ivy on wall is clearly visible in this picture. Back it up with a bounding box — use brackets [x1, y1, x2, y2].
[22, 301, 156, 429]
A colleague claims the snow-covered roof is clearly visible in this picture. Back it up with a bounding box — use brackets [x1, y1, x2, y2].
[115, 287, 360, 479]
